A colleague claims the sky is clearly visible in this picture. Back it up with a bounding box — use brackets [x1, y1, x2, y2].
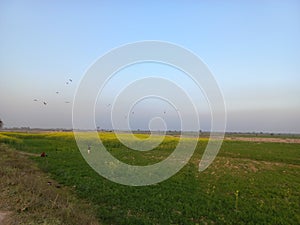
[0, 0, 300, 133]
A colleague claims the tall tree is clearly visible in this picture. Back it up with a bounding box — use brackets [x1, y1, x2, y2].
[0, 119, 3, 129]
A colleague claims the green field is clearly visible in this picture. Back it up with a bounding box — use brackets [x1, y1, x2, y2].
[0, 131, 299, 224]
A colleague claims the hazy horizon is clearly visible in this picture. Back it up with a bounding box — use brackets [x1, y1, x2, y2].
[1, 1, 300, 134]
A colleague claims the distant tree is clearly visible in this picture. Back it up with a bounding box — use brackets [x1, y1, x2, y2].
[0, 119, 3, 129]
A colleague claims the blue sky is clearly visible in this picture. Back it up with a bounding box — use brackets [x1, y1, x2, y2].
[0, 0, 299, 133]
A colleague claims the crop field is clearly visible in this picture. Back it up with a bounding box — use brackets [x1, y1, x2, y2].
[0, 131, 299, 225]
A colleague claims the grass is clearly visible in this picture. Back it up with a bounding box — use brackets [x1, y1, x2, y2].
[0, 131, 299, 224]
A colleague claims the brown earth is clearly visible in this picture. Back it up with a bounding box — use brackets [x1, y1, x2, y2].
[225, 137, 300, 143]
[0, 211, 11, 225]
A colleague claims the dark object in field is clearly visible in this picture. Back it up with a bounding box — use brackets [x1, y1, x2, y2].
[40, 152, 47, 157]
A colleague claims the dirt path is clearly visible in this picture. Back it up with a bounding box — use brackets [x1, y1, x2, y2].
[225, 137, 300, 143]
[0, 211, 11, 225]
[16, 151, 40, 157]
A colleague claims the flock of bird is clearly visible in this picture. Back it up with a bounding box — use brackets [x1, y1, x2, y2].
[33, 77, 170, 118]
[33, 78, 73, 106]
[104, 102, 168, 121]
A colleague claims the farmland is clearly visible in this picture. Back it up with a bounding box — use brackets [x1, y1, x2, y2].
[0, 131, 299, 224]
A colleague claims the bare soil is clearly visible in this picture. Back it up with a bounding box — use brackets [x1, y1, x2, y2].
[0, 211, 11, 225]
[225, 137, 300, 143]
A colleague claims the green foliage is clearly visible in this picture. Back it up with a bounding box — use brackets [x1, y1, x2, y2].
[1, 132, 299, 224]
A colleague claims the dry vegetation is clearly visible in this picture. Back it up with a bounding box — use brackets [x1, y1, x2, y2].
[226, 136, 300, 143]
[0, 144, 100, 225]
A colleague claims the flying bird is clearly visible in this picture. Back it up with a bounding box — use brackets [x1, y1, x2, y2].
[65, 101, 70, 104]
[66, 78, 72, 85]
[33, 99, 38, 101]
[56, 91, 59, 94]
[43, 101, 47, 105]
